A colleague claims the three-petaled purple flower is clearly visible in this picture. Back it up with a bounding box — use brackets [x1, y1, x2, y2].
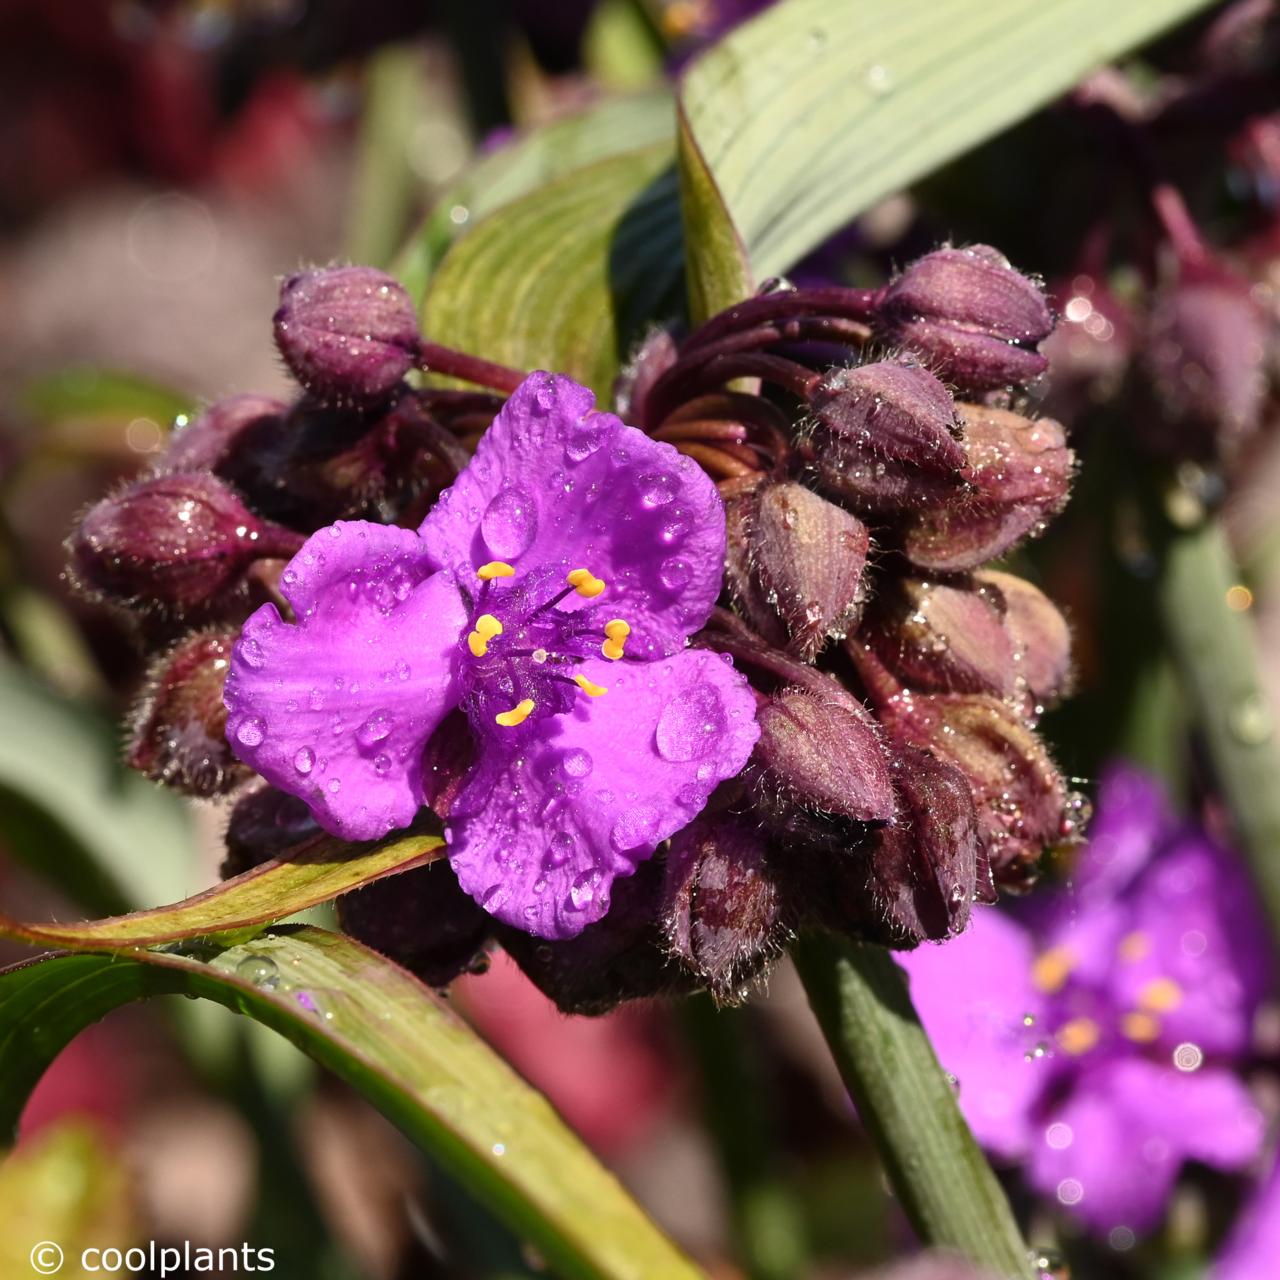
[223, 372, 760, 939]
[900, 764, 1272, 1236]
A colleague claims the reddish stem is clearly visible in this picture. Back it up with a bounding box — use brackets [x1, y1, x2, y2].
[418, 341, 526, 394]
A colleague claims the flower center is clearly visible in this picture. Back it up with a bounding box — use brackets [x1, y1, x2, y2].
[457, 559, 630, 733]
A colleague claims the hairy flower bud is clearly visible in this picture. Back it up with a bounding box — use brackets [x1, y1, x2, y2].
[899, 405, 1072, 572]
[338, 860, 493, 988]
[159, 393, 287, 473]
[498, 856, 694, 1015]
[807, 359, 966, 512]
[875, 245, 1054, 391]
[975, 570, 1072, 706]
[68, 471, 304, 611]
[726, 481, 870, 660]
[273, 266, 421, 408]
[663, 813, 790, 1002]
[127, 628, 248, 795]
[222, 783, 322, 878]
[753, 680, 895, 844]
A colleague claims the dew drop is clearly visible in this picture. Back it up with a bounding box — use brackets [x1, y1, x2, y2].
[235, 954, 280, 990]
[396, 660, 411, 682]
[481, 485, 539, 558]
[240, 637, 265, 668]
[236, 717, 266, 747]
[637, 470, 678, 508]
[308, 688, 324, 710]
[545, 832, 575, 868]
[660, 512, 690, 545]
[655, 684, 726, 762]
[374, 754, 392, 776]
[357, 709, 393, 749]
[293, 747, 315, 775]
[327, 778, 342, 794]
[566, 420, 606, 462]
[610, 805, 660, 852]
[568, 869, 601, 909]
[659, 555, 692, 592]
[560, 748, 593, 779]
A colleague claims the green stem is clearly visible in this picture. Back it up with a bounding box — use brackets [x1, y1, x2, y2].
[792, 935, 1034, 1280]
[1155, 514, 1280, 935]
[679, 997, 808, 1280]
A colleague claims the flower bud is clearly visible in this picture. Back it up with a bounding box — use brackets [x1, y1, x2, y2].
[222, 783, 322, 878]
[821, 745, 982, 946]
[614, 325, 678, 424]
[68, 471, 303, 612]
[726, 481, 871, 660]
[338, 861, 493, 988]
[875, 245, 1054, 391]
[975, 570, 1072, 706]
[752, 680, 895, 844]
[806, 359, 966, 512]
[127, 628, 249, 795]
[159, 393, 287, 473]
[663, 813, 790, 1002]
[899, 405, 1072, 572]
[273, 266, 421, 408]
[879, 691, 1066, 887]
[497, 856, 695, 1015]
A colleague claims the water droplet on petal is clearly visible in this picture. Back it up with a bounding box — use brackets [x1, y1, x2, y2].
[568, 869, 601, 909]
[655, 685, 726, 762]
[481, 485, 538, 559]
[357, 709, 393, 748]
[660, 513, 690, 545]
[560, 748, 593, 779]
[637, 470, 678, 508]
[240, 637, 265, 668]
[327, 777, 342, 794]
[293, 747, 315, 775]
[374, 754, 392, 775]
[236, 717, 266, 747]
[235, 954, 280, 989]
[610, 805, 660, 852]
[566, 420, 606, 462]
[545, 832, 575, 867]
[659, 556, 692, 592]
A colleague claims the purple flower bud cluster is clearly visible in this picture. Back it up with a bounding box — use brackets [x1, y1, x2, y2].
[66, 266, 497, 798]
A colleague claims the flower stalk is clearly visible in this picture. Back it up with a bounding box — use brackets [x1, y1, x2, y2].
[792, 933, 1035, 1280]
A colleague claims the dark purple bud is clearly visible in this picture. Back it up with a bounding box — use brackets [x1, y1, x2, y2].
[127, 628, 249, 796]
[68, 471, 304, 612]
[822, 744, 981, 946]
[663, 813, 790, 1003]
[158, 394, 287, 473]
[727, 481, 871, 660]
[273, 266, 421, 408]
[338, 861, 493, 988]
[875, 245, 1054, 391]
[222, 783, 322, 878]
[614, 325, 678, 424]
[1140, 273, 1270, 458]
[752, 681, 896, 843]
[497, 856, 694, 1015]
[806, 359, 966, 512]
[975, 570, 1072, 707]
[899, 405, 1073, 572]
[1041, 276, 1133, 425]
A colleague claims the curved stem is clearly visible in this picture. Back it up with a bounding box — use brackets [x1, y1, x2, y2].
[418, 342, 526, 394]
[792, 934, 1034, 1279]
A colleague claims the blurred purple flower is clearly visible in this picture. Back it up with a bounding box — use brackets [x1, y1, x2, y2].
[224, 371, 759, 939]
[1212, 1150, 1280, 1280]
[901, 764, 1272, 1236]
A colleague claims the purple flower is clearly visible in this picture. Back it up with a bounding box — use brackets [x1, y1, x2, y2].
[900, 764, 1272, 1236]
[1212, 1151, 1280, 1280]
[223, 372, 760, 939]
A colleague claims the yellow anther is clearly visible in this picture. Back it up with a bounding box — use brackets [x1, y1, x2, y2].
[1122, 1011, 1161, 1043]
[467, 613, 504, 658]
[1117, 931, 1151, 963]
[1056, 1016, 1101, 1056]
[477, 561, 516, 580]
[1031, 945, 1075, 995]
[495, 698, 536, 727]
[573, 674, 609, 698]
[567, 568, 606, 598]
[602, 618, 631, 661]
[1138, 977, 1183, 1013]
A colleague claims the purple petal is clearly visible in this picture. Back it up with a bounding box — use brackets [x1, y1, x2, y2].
[1074, 763, 1171, 902]
[899, 908, 1051, 1159]
[1212, 1153, 1280, 1280]
[225, 520, 466, 840]
[418, 371, 725, 656]
[1027, 1059, 1264, 1234]
[445, 648, 759, 939]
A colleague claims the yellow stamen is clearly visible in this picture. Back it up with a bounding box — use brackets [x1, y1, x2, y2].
[1117, 931, 1150, 963]
[1056, 1016, 1101, 1056]
[567, 568, 606, 598]
[477, 561, 515, 580]
[1031, 945, 1075, 995]
[573, 674, 609, 698]
[1138, 977, 1183, 1013]
[1121, 1011, 1161, 1043]
[602, 618, 631, 661]
[467, 613, 503, 658]
[495, 698, 536, 727]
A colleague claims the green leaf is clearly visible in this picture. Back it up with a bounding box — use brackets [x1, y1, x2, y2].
[0, 664, 197, 917]
[680, 0, 1219, 279]
[15, 366, 192, 434]
[394, 90, 674, 306]
[0, 830, 442, 951]
[422, 145, 685, 396]
[0, 929, 704, 1280]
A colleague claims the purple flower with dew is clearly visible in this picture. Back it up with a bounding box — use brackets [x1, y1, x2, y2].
[900, 763, 1273, 1237]
[223, 372, 760, 939]
[1212, 1149, 1280, 1280]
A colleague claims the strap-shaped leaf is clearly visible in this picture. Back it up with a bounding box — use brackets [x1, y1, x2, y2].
[0, 929, 704, 1280]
